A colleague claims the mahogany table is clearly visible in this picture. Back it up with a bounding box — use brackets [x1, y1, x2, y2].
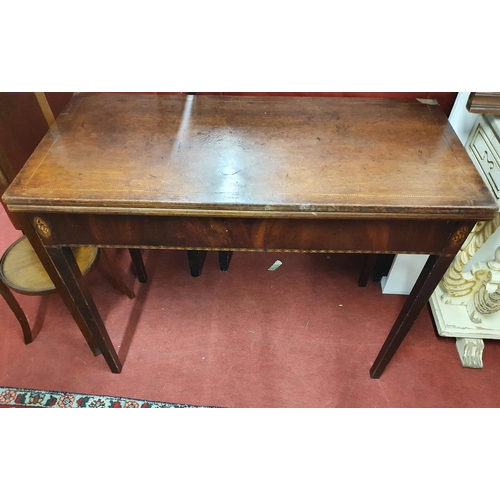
[3, 93, 497, 377]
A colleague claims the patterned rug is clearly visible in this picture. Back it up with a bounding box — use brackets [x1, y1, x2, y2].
[0, 386, 213, 408]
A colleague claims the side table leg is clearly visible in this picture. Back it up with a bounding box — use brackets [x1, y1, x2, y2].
[129, 249, 148, 283]
[101, 248, 136, 299]
[46, 246, 122, 373]
[456, 338, 484, 368]
[187, 250, 207, 277]
[370, 254, 454, 378]
[358, 254, 377, 287]
[218, 251, 233, 272]
[0, 278, 32, 344]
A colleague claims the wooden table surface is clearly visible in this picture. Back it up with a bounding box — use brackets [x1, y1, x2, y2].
[3, 93, 498, 377]
[5, 93, 495, 219]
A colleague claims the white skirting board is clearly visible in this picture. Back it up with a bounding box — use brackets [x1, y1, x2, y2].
[381, 254, 429, 295]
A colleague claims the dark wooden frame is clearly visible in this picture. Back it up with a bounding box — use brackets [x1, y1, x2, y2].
[467, 92, 500, 114]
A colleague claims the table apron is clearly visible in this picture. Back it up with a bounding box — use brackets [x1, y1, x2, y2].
[30, 213, 460, 255]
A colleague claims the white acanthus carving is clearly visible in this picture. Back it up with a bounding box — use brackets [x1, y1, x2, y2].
[441, 213, 500, 304]
[466, 247, 500, 323]
[456, 338, 484, 369]
[430, 231, 500, 369]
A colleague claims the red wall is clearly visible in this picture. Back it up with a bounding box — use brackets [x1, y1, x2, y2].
[137, 92, 458, 116]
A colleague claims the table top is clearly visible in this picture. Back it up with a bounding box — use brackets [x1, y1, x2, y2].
[3, 93, 497, 220]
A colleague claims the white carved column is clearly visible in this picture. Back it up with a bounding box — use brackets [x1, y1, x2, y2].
[429, 212, 500, 368]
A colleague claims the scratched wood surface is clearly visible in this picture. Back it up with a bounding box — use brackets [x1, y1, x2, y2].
[3, 93, 497, 220]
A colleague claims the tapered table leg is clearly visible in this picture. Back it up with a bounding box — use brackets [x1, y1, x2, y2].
[187, 250, 207, 277]
[129, 249, 148, 283]
[370, 254, 454, 378]
[358, 254, 377, 287]
[17, 214, 101, 356]
[100, 248, 136, 299]
[218, 251, 233, 272]
[46, 246, 122, 373]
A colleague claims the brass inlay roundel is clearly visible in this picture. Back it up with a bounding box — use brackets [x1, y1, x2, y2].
[452, 226, 469, 246]
[33, 217, 51, 238]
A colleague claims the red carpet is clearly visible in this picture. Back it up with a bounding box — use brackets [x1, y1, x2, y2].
[2, 204, 500, 407]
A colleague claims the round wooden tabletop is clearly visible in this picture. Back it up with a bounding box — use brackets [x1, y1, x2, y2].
[0, 236, 98, 295]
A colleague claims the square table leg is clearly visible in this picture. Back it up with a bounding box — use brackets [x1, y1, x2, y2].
[16, 214, 101, 356]
[45, 245, 122, 373]
[187, 250, 207, 277]
[128, 248, 148, 283]
[370, 254, 454, 378]
[218, 251, 233, 272]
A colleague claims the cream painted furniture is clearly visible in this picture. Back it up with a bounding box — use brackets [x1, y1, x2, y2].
[430, 114, 500, 368]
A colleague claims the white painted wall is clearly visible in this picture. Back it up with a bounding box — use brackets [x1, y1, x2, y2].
[448, 92, 479, 146]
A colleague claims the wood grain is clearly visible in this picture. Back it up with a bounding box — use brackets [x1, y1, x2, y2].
[466, 92, 500, 114]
